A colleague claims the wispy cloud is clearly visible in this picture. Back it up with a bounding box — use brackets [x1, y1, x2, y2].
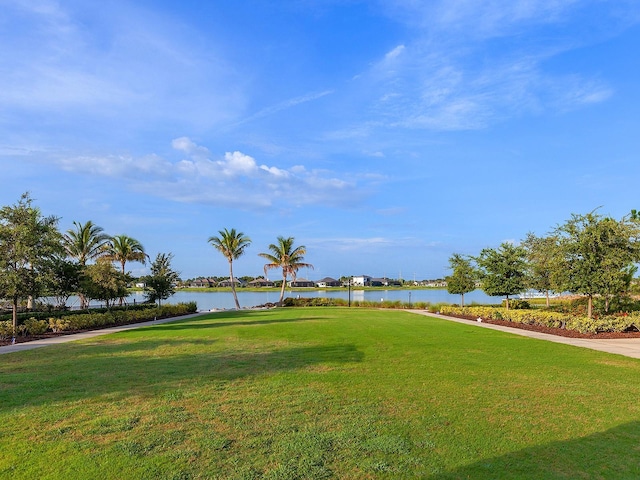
[0, 1, 245, 128]
[332, 1, 635, 134]
[234, 90, 334, 126]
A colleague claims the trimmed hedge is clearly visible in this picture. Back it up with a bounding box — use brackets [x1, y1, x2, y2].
[439, 305, 640, 334]
[0, 302, 197, 339]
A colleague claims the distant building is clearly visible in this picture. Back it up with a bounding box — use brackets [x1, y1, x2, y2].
[249, 278, 275, 287]
[289, 278, 315, 288]
[316, 277, 341, 288]
[218, 278, 247, 287]
[351, 275, 372, 287]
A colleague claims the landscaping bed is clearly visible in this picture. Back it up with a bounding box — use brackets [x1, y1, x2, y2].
[0, 302, 197, 347]
[443, 312, 640, 339]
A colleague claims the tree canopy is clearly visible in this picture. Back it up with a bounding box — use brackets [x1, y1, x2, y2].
[475, 242, 527, 310]
[259, 236, 313, 306]
[208, 228, 251, 309]
[0, 193, 62, 333]
[445, 254, 477, 307]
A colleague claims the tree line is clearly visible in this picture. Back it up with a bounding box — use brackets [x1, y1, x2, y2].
[446, 210, 640, 318]
[0, 193, 179, 335]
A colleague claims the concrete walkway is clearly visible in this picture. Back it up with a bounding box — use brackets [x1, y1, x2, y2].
[409, 310, 640, 359]
[0, 312, 204, 355]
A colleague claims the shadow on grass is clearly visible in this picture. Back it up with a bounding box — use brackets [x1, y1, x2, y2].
[429, 420, 640, 479]
[134, 309, 332, 332]
[0, 342, 364, 411]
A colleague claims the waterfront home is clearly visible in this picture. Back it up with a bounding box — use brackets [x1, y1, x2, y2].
[316, 277, 341, 288]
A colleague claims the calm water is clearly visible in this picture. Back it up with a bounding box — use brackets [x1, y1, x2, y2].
[111, 288, 503, 311]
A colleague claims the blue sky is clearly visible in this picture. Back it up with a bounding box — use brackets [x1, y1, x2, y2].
[2, 1, 640, 281]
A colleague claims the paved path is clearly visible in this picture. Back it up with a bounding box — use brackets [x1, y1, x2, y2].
[409, 310, 640, 359]
[0, 312, 204, 355]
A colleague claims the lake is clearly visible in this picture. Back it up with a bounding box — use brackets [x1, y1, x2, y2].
[112, 288, 503, 311]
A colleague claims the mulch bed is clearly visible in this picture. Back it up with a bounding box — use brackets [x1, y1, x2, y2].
[448, 314, 640, 339]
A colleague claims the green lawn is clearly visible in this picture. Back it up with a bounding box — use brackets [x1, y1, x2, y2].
[2, 307, 640, 479]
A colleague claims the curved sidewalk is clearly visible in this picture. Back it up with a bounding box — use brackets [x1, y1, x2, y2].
[0, 312, 204, 355]
[409, 310, 640, 359]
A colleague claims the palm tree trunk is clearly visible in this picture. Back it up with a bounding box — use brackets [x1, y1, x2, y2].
[119, 261, 126, 306]
[460, 293, 464, 307]
[278, 273, 287, 306]
[229, 261, 240, 309]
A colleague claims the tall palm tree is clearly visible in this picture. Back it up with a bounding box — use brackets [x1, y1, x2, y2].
[62, 220, 111, 308]
[259, 236, 313, 306]
[62, 220, 111, 266]
[208, 228, 251, 309]
[105, 234, 147, 274]
[104, 234, 147, 306]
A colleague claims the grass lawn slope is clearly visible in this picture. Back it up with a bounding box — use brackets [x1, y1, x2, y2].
[2, 307, 640, 479]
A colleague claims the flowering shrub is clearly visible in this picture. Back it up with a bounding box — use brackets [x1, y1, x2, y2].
[439, 305, 640, 334]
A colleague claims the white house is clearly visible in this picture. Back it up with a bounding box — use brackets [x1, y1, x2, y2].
[351, 275, 372, 287]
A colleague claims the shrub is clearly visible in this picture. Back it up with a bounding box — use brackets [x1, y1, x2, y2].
[49, 318, 71, 333]
[0, 321, 13, 340]
[23, 317, 48, 335]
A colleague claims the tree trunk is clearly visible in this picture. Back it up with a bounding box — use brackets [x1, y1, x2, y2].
[12, 296, 18, 338]
[505, 295, 510, 310]
[460, 293, 464, 307]
[587, 295, 593, 319]
[229, 261, 240, 309]
[545, 290, 550, 308]
[278, 273, 287, 306]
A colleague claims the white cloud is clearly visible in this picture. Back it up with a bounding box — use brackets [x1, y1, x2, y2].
[48, 137, 365, 209]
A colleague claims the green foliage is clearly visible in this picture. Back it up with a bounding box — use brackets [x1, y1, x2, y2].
[23, 317, 48, 335]
[0, 320, 13, 340]
[476, 242, 527, 309]
[521, 232, 561, 306]
[441, 305, 640, 334]
[143, 253, 179, 306]
[208, 228, 252, 309]
[79, 262, 128, 307]
[259, 236, 313, 306]
[445, 253, 477, 306]
[554, 211, 640, 318]
[0, 192, 62, 332]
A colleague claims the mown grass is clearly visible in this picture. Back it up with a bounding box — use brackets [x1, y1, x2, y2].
[2, 307, 640, 479]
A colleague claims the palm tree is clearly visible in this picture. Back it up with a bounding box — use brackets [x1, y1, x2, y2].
[62, 220, 111, 266]
[104, 234, 147, 305]
[62, 220, 111, 308]
[208, 228, 251, 309]
[105, 234, 148, 274]
[259, 236, 313, 306]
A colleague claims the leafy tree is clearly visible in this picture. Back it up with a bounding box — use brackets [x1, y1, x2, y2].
[445, 253, 477, 307]
[79, 262, 128, 308]
[208, 228, 251, 309]
[44, 254, 82, 309]
[0, 193, 62, 334]
[476, 242, 527, 310]
[259, 236, 313, 306]
[554, 211, 640, 318]
[143, 253, 180, 306]
[521, 232, 561, 307]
